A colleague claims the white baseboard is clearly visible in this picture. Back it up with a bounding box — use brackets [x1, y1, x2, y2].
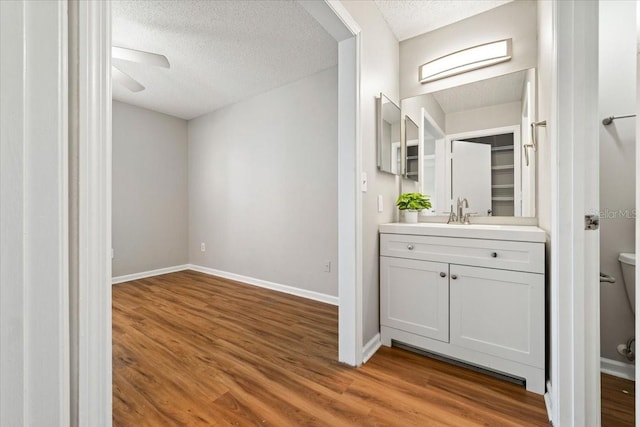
[362, 333, 381, 364]
[544, 380, 553, 424]
[601, 357, 635, 381]
[111, 264, 190, 285]
[188, 264, 339, 306]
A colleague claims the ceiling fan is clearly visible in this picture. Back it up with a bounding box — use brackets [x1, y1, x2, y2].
[112, 46, 170, 93]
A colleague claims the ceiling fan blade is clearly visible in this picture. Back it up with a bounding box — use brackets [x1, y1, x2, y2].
[112, 46, 170, 68]
[112, 65, 145, 92]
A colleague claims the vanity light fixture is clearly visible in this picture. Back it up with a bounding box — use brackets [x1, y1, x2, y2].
[419, 39, 512, 84]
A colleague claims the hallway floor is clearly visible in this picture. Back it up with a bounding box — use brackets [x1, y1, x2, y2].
[113, 270, 549, 426]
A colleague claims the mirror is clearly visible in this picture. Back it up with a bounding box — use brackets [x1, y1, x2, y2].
[377, 93, 401, 175]
[404, 116, 419, 181]
[401, 68, 537, 217]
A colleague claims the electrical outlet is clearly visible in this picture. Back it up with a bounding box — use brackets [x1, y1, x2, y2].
[323, 260, 331, 273]
[200, 242, 206, 252]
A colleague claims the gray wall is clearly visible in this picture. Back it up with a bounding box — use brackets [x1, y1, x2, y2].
[399, 0, 537, 100]
[342, 0, 400, 347]
[598, 0, 636, 362]
[112, 101, 189, 277]
[188, 67, 338, 298]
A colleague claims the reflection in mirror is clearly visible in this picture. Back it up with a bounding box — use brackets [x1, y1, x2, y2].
[404, 116, 419, 182]
[421, 115, 445, 214]
[401, 68, 536, 217]
[377, 93, 401, 175]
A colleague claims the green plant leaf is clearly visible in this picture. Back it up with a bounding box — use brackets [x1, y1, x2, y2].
[395, 192, 432, 210]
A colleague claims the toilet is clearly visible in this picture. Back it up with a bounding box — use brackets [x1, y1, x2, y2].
[619, 253, 636, 315]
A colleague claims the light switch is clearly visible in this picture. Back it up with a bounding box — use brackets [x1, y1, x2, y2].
[377, 195, 383, 212]
[361, 172, 368, 192]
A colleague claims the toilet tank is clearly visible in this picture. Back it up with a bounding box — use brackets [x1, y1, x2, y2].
[619, 253, 636, 315]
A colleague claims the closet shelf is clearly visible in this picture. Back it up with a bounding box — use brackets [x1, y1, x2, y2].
[491, 165, 514, 171]
[491, 145, 514, 152]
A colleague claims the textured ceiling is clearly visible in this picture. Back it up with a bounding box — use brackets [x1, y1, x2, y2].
[112, 1, 337, 120]
[373, 0, 513, 41]
[432, 69, 526, 114]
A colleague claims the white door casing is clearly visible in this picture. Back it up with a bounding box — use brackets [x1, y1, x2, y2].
[0, 0, 70, 425]
[551, 1, 600, 425]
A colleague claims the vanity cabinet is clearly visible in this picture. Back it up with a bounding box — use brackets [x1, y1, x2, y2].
[379, 225, 545, 394]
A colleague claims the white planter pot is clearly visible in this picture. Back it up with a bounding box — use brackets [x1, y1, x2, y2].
[402, 210, 418, 224]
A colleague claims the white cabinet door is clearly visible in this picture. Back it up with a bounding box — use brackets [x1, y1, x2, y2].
[380, 257, 449, 342]
[449, 265, 544, 368]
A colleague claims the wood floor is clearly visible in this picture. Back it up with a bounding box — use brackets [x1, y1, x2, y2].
[601, 373, 635, 426]
[113, 270, 550, 426]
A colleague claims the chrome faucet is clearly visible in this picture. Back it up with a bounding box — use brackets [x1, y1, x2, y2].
[457, 198, 469, 222]
[446, 205, 457, 224]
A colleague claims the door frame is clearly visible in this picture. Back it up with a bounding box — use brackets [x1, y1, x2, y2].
[74, 0, 364, 422]
[550, 0, 601, 425]
[300, 0, 364, 368]
[74, 1, 112, 424]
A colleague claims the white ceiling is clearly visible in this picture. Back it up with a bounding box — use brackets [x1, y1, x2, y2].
[373, 0, 513, 41]
[112, 1, 337, 120]
[432, 69, 526, 114]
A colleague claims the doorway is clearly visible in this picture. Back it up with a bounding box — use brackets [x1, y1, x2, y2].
[73, 1, 363, 422]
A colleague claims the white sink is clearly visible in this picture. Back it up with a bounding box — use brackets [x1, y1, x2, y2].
[379, 222, 546, 243]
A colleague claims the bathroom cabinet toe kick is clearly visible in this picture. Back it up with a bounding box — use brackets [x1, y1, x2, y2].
[381, 326, 546, 395]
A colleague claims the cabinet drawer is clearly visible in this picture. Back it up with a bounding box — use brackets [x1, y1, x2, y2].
[380, 233, 544, 273]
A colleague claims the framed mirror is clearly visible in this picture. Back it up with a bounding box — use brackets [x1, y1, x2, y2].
[377, 93, 401, 175]
[401, 68, 537, 217]
[404, 116, 419, 181]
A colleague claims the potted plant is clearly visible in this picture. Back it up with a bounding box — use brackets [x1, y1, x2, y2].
[396, 193, 431, 223]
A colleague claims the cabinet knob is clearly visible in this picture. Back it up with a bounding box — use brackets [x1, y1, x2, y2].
[440, 272, 446, 278]
[407, 244, 414, 250]
[451, 274, 458, 280]
[491, 252, 498, 258]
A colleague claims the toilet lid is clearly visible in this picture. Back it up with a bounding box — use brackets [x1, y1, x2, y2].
[619, 252, 636, 266]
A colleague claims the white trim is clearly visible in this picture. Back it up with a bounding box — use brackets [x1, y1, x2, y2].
[551, 1, 600, 425]
[362, 333, 382, 364]
[1, 1, 70, 424]
[601, 357, 636, 381]
[326, 1, 362, 37]
[544, 380, 553, 423]
[76, 1, 112, 425]
[189, 265, 339, 306]
[112, 265, 190, 284]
